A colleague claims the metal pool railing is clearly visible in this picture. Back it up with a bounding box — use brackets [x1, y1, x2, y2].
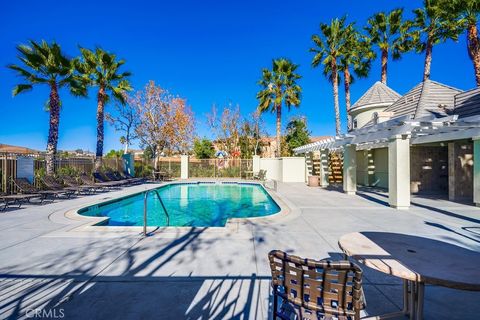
[143, 189, 170, 236]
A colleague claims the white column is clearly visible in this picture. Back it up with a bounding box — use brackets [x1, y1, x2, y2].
[474, 137, 480, 207]
[181, 155, 189, 179]
[253, 155, 260, 173]
[343, 144, 357, 195]
[448, 142, 456, 201]
[388, 135, 410, 209]
[319, 149, 330, 187]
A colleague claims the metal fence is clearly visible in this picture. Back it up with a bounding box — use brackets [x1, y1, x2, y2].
[189, 158, 253, 178]
[0, 153, 125, 194]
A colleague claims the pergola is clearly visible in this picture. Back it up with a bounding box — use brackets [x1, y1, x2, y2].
[294, 114, 480, 209]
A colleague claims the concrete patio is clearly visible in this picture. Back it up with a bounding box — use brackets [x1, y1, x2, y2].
[1, 182, 479, 319]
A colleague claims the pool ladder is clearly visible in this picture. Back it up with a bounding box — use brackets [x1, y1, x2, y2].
[143, 189, 170, 236]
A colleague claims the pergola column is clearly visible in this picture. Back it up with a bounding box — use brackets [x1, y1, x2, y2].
[343, 144, 357, 195]
[319, 148, 329, 187]
[474, 137, 480, 207]
[388, 135, 411, 209]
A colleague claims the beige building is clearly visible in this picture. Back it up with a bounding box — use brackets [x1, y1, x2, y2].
[295, 80, 480, 209]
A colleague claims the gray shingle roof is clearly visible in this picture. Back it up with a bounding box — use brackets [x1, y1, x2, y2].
[454, 87, 480, 118]
[351, 81, 401, 110]
[384, 80, 463, 119]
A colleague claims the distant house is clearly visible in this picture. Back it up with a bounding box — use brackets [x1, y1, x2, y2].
[0, 143, 40, 155]
[294, 79, 480, 209]
[260, 136, 331, 158]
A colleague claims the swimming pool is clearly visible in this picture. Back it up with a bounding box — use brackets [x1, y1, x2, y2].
[78, 182, 281, 227]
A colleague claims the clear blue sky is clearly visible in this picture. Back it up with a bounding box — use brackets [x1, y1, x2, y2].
[0, 0, 475, 152]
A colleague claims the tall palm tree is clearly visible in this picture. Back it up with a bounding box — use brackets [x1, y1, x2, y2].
[8, 40, 85, 175]
[410, 0, 464, 81]
[256, 59, 302, 157]
[311, 17, 349, 136]
[75, 47, 132, 171]
[365, 8, 409, 84]
[446, 0, 480, 86]
[339, 24, 375, 130]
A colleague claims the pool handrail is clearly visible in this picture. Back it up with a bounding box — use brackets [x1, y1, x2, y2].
[143, 189, 170, 236]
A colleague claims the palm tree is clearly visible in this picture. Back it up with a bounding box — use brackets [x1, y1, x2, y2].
[8, 40, 85, 175]
[311, 17, 349, 136]
[256, 59, 302, 157]
[339, 24, 375, 130]
[410, 0, 464, 81]
[365, 8, 409, 84]
[75, 47, 132, 171]
[446, 0, 480, 86]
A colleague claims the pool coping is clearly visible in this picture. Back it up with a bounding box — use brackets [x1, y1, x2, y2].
[62, 180, 295, 234]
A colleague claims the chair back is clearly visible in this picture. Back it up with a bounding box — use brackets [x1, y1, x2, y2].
[268, 250, 363, 320]
[13, 178, 37, 193]
[258, 169, 266, 180]
[79, 174, 93, 185]
[93, 172, 108, 183]
[41, 176, 62, 189]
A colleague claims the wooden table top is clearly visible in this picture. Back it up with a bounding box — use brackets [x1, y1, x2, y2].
[338, 232, 480, 290]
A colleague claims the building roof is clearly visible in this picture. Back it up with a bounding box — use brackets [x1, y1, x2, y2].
[454, 87, 480, 118]
[383, 80, 463, 119]
[350, 81, 401, 110]
[0, 143, 40, 154]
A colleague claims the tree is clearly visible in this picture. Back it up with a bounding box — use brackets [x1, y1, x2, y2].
[75, 47, 132, 171]
[409, 0, 464, 81]
[445, 0, 480, 86]
[105, 149, 123, 158]
[365, 9, 410, 84]
[239, 110, 265, 158]
[206, 104, 241, 157]
[193, 138, 215, 159]
[257, 58, 302, 157]
[339, 24, 375, 130]
[311, 17, 349, 136]
[284, 117, 311, 156]
[133, 81, 195, 169]
[8, 40, 85, 175]
[106, 96, 140, 154]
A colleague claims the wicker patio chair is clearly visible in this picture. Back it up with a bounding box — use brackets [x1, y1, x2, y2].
[268, 250, 365, 320]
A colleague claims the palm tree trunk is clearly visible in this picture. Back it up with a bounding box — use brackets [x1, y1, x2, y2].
[467, 23, 480, 87]
[423, 36, 433, 81]
[332, 63, 341, 136]
[275, 103, 281, 157]
[344, 68, 352, 131]
[381, 48, 388, 84]
[46, 82, 60, 175]
[95, 86, 106, 171]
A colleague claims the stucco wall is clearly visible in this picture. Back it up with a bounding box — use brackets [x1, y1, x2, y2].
[351, 106, 386, 129]
[259, 157, 306, 182]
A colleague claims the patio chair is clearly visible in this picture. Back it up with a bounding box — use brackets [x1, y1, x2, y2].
[116, 171, 145, 185]
[253, 169, 267, 181]
[268, 250, 365, 320]
[79, 174, 110, 191]
[0, 192, 40, 210]
[60, 175, 97, 194]
[93, 172, 126, 187]
[40, 176, 79, 198]
[12, 178, 63, 202]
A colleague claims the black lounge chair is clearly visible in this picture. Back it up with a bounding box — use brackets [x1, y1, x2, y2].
[61, 175, 97, 194]
[93, 172, 125, 187]
[0, 192, 40, 210]
[40, 176, 80, 198]
[12, 178, 63, 201]
[117, 171, 145, 185]
[79, 174, 112, 191]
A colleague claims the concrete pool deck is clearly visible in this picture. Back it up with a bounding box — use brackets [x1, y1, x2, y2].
[0, 182, 479, 319]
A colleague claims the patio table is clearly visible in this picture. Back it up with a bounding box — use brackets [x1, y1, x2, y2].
[338, 232, 480, 320]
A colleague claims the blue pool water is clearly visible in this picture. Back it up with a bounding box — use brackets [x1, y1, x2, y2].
[78, 182, 281, 227]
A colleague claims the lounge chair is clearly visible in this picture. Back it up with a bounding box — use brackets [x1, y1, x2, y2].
[0, 192, 41, 210]
[61, 175, 97, 194]
[114, 171, 144, 185]
[40, 176, 79, 198]
[268, 250, 365, 320]
[12, 178, 64, 201]
[92, 172, 125, 188]
[102, 172, 130, 186]
[79, 174, 111, 191]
